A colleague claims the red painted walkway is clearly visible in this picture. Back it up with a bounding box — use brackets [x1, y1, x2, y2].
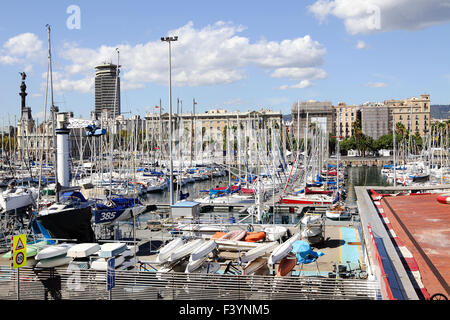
[379, 194, 450, 299]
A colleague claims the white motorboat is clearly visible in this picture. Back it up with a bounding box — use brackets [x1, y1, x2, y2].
[263, 225, 287, 242]
[0, 186, 37, 212]
[325, 204, 351, 220]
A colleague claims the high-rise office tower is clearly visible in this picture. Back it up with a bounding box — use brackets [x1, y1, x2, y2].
[94, 63, 120, 118]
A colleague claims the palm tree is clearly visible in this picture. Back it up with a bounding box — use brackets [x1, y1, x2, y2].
[352, 119, 363, 156]
[395, 122, 406, 138]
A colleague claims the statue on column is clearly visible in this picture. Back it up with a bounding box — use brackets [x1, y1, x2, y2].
[19, 72, 27, 112]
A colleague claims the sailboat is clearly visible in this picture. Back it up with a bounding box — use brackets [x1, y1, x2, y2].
[33, 25, 96, 243]
[0, 181, 38, 213]
[36, 190, 96, 243]
[92, 196, 145, 225]
[90, 49, 146, 225]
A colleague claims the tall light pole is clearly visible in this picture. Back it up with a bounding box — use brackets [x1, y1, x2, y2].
[161, 36, 178, 205]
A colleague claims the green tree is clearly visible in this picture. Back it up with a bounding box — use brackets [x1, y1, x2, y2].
[374, 134, 393, 151]
[329, 134, 337, 155]
[339, 136, 357, 155]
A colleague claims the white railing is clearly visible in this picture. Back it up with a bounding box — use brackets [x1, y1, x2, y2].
[0, 266, 381, 300]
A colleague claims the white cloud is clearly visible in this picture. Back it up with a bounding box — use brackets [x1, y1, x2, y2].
[56, 21, 327, 92]
[356, 40, 367, 49]
[309, 0, 450, 35]
[0, 22, 328, 94]
[271, 67, 327, 80]
[274, 67, 326, 90]
[42, 71, 94, 94]
[365, 81, 387, 88]
[291, 80, 314, 89]
[0, 33, 45, 71]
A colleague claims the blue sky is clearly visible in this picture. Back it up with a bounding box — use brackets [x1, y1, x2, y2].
[1, 0, 450, 123]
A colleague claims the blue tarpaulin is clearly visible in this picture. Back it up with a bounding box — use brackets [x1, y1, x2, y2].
[291, 240, 324, 264]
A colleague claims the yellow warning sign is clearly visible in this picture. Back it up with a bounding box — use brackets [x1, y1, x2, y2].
[11, 234, 27, 269]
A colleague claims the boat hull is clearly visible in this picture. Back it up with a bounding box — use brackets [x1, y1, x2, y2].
[276, 253, 297, 277]
[36, 207, 95, 243]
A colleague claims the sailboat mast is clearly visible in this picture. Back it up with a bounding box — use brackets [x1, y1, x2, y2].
[46, 24, 59, 202]
[393, 111, 397, 187]
[109, 48, 120, 196]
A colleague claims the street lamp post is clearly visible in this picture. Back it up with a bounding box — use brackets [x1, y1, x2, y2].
[161, 36, 178, 205]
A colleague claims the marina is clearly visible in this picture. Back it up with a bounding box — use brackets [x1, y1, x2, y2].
[0, 3, 449, 304]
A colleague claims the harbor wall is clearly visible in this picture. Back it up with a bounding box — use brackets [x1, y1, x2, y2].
[328, 157, 393, 167]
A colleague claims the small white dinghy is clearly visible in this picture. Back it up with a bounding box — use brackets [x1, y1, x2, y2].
[35, 243, 74, 260]
[67, 243, 101, 258]
[99, 242, 127, 258]
[190, 240, 217, 261]
[240, 241, 278, 263]
[157, 238, 185, 263]
[185, 256, 208, 273]
[36, 256, 73, 268]
[263, 225, 287, 241]
[268, 233, 300, 265]
[168, 239, 204, 262]
[90, 255, 125, 271]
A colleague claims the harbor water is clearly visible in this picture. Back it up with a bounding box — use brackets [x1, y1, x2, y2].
[345, 166, 391, 206]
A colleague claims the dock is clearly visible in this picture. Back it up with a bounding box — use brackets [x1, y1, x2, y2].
[355, 184, 450, 300]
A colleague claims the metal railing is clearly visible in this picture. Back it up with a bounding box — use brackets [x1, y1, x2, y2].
[0, 266, 381, 300]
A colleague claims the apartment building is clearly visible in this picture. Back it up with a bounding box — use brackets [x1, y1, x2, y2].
[384, 94, 431, 136]
[333, 103, 358, 139]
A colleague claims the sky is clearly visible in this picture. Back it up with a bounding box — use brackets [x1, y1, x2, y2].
[1, 0, 450, 123]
